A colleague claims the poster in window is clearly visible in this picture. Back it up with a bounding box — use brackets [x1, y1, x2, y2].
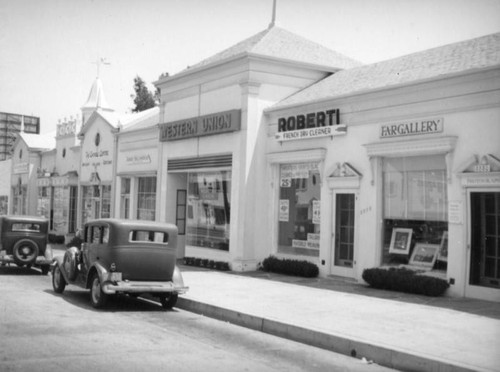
[389, 228, 413, 254]
[279, 199, 289, 222]
[409, 243, 439, 269]
[438, 231, 448, 262]
[312, 200, 321, 224]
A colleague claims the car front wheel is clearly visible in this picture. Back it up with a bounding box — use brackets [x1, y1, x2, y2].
[52, 265, 66, 294]
[159, 293, 178, 309]
[90, 273, 108, 309]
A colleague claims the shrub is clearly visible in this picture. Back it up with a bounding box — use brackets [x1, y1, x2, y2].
[66, 234, 83, 249]
[48, 234, 65, 244]
[261, 255, 319, 278]
[362, 267, 449, 297]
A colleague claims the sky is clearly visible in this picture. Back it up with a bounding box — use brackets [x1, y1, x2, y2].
[1, 0, 500, 135]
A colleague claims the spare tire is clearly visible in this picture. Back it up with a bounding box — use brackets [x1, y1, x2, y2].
[63, 247, 79, 281]
[12, 239, 39, 266]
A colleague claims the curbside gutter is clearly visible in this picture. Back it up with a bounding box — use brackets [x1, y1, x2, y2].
[177, 297, 482, 372]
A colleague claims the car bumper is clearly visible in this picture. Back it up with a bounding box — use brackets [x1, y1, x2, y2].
[0, 251, 52, 266]
[102, 280, 189, 295]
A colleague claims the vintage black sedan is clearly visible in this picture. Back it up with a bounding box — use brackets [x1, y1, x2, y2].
[0, 215, 52, 274]
[52, 218, 188, 309]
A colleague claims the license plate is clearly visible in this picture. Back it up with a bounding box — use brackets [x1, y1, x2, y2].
[109, 272, 122, 282]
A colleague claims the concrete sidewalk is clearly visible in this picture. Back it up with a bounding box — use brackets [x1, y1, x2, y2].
[176, 267, 500, 372]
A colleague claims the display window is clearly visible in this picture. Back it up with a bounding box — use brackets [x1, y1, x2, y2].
[186, 171, 231, 251]
[278, 162, 321, 257]
[81, 185, 111, 225]
[37, 186, 51, 220]
[137, 177, 156, 221]
[120, 178, 131, 219]
[382, 155, 448, 270]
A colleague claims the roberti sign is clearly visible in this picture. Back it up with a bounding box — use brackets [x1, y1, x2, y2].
[275, 109, 346, 141]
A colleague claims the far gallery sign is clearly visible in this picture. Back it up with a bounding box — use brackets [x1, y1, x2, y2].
[380, 117, 443, 138]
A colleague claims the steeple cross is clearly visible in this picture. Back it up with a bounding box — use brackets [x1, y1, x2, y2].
[92, 57, 110, 78]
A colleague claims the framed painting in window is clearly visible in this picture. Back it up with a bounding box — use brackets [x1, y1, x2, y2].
[409, 243, 439, 269]
[389, 228, 413, 255]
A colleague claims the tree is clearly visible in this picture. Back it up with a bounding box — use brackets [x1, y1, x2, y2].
[131, 76, 159, 112]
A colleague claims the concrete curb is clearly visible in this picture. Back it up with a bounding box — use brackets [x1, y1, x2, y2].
[177, 297, 480, 372]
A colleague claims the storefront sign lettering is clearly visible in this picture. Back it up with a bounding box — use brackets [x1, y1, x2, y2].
[125, 154, 152, 165]
[13, 162, 29, 174]
[85, 149, 110, 159]
[275, 125, 346, 141]
[159, 110, 241, 141]
[448, 201, 463, 225]
[277, 109, 339, 132]
[380, 118, 443, 138]
[462, 176, 500, 186]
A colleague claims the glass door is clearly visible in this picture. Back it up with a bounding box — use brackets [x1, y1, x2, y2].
[470, 192, 500, 289]
[332, 192, 356, 277]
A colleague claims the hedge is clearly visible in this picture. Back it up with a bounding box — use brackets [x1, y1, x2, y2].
[261, 255, 319, 278]
[362, 267, 449, 297]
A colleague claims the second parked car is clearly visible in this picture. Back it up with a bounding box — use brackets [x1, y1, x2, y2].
[0, 215, 52, 274]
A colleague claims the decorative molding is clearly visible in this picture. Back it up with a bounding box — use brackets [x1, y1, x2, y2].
[364, 136, 457, 184]
[327, 162, 362, 189]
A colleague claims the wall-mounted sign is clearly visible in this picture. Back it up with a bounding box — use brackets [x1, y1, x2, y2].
[125, 153, 152, 165]
[159, 109, 241, 142]
[380, 117, 443, 138]
[13, 162, 29, 174]
[448, 201, 463, 225]
[278, 109, 339, 132]
[275, 125, 346, 141]
[279, 199, 289, 222]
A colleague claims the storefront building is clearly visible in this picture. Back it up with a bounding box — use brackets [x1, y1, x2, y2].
[155, 26, 360, 263]
[264, 33, 500, 302]
[77, 110, 117, 227]
[10, 133, 55, 216]
[114, 107, 160, 222]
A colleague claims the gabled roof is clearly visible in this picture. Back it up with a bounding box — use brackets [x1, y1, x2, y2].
[269, 32, 500, 110]
[79, 108, 160, 137]
[168, 26, 361, 79]
[18, 132, 56, 152]
[81, 78, 112, 110]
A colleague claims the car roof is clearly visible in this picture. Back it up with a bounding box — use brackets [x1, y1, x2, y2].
[85, 218, 177, 230]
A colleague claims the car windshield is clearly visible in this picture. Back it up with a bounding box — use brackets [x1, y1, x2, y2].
[129, 230, 168, 243]
[12, 223, 41, 232]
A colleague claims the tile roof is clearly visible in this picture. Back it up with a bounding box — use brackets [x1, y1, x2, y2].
[179, 26, 362, 74]
[270, 32, 500, 110]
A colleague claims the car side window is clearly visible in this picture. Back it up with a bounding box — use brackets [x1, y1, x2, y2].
[85, 227, 91, 243]
[102, 226, 109, 244]
[92, 226, 101, 244]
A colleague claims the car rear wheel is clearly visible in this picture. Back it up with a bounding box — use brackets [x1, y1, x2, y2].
[12, 239, 39, 266]
[159, 293, 178, 309]
[90, 273, 108, 309]
[52, 265, 66, 294]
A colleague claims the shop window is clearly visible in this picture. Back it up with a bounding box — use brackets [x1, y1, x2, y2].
[120, 178, 131, 219]
[176, 190, 187, 235]
[186, 171, 230, 251]
[382, 155, 448, 270]
[68, 186, 77, 233]
[137, 177, 156, 221]
[278, 162, 321, 257]
[37, 186, 51, 220]
[101, 185, 111, 219]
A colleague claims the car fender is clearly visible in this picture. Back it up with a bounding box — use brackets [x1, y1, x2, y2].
[172, 265, 186, 288]
[85, 262, 109, 289]
[52, 258, 71, 284]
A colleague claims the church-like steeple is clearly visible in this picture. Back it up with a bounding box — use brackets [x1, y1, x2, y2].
[81, 58, 114, 125]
